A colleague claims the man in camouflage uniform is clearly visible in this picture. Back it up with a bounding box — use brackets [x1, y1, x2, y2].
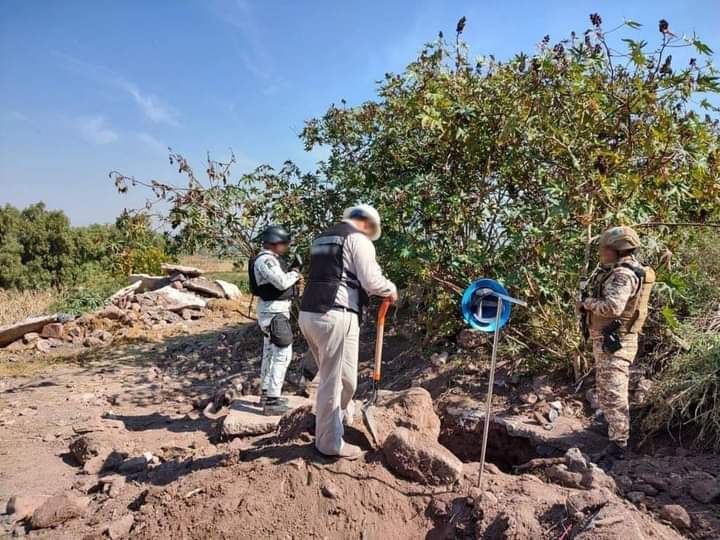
[579, 226, 655, 459]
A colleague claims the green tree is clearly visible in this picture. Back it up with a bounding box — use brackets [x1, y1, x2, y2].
[113, 15, 720, 370]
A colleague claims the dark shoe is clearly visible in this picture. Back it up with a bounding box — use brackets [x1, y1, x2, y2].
[262, 399, 290, 416]
[606, 441, 627, 460]
[588, 419, 609, 437]
[260, 393, 289, 406]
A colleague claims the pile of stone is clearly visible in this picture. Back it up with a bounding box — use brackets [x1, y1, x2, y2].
[0, 263, 242, 354]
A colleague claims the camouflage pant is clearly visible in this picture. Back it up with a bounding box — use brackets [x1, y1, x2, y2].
[592, 334, 638, 445]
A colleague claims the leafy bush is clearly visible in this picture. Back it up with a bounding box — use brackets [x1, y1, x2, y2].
[50, 270, 126, 315]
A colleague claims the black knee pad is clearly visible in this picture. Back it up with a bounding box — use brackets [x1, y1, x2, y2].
[270, 314, 293, 347]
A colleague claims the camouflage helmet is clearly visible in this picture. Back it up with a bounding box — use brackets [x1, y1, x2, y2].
[599, 226, 641, 251]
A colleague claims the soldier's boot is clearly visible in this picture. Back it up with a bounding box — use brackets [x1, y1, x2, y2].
[262, 397, 290, 416]
[598, 441, 626, 471]
[606, 441, 627, 460]
[260, 391, 289, 407]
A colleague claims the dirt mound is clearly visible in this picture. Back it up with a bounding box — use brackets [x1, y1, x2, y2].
[124, 440, 684, 540]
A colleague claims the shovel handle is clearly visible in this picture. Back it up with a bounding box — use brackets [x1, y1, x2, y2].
[373, 297, 391, 382]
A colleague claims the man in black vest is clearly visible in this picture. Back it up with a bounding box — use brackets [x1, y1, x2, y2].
[249, 225, 301, 416]
[299, 204, 397, 459]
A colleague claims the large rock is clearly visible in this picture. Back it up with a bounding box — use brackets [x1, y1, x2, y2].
[689, 478, 720, 503]
[30, 494, 89, 529]
[105, 514, 134, 539]
[184, 277, 226, 298]
[0, 315, 58, 348]
[6, 495, 49, 521]
[96, 304, 126, 320]
[371, 387, 441, 445]
[40, 323, 64, 339]
[69, 435, 106, 465]
[127, 274, 171, 293]
[145, 286, 207, 312]
[382, 427, 463, 486]
[660, 504, 691, 529]
[215, 279, 241, 299]
[161, 263, 203, 277]
[221, 396, 313, 438]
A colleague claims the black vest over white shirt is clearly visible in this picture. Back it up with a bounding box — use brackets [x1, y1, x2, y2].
[248, 251, 294, 302]
[300, 222, 369, 315]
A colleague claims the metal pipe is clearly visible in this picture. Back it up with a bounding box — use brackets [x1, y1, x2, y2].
[476, 297, 503, 494]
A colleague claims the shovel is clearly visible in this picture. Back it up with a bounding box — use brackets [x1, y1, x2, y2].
[362, 296, 391, 448]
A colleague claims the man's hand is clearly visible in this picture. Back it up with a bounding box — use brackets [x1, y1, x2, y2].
[296, 274, 305, 286]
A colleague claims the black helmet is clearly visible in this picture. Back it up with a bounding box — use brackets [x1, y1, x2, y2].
[262, 225, 291, 244]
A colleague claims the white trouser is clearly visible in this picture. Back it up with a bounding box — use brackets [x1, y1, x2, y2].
[258, 311, 293, 398]
[298, 310, 359, 455]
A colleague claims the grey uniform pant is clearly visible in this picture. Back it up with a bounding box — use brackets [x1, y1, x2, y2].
[298, 310, 359, 455]
[258, 311, 293, 398]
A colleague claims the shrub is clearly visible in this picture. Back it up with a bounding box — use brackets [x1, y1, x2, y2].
[643, 327, 720, 451]
[0, 203, 171, 291]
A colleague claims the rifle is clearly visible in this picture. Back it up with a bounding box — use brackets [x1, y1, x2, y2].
[289, 252, 303, 271]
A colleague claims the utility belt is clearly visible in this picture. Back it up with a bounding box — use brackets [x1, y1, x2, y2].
[330, 305, 359, 316]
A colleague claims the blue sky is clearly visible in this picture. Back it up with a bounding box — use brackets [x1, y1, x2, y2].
[1, 0, 718, 225]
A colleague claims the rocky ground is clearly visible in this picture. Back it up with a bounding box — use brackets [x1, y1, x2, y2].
[0, 300, 718, 539]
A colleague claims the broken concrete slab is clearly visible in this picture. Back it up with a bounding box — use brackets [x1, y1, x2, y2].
[109, 281, 143, 303]
[145, 286, 207, 312]
[221, 395, 313, 438]
[128, 274, 171, 293]
[0, 314, 58, 348]
[184, 277, 226, 298]
[161, 263, 203, 277]
[215, 279, 241, 299]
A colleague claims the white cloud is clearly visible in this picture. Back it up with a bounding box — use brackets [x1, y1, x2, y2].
[121, 82, 179, 126]
[53, 51, 180, 126]
[75, 115, 119, 144]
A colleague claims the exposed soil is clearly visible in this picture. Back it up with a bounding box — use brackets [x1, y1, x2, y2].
[0, 305, 718, 539]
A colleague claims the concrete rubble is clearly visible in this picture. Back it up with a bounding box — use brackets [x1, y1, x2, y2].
[0, 264, 245, 354]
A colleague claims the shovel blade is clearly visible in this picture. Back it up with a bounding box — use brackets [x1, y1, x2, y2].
[362, 404, 381, 448]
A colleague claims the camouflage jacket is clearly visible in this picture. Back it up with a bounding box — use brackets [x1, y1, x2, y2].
[582, 257, 640, 339]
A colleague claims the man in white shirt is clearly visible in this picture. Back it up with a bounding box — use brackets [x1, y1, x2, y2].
[299, 205, 397, 459]
[249, 225, 301, 416]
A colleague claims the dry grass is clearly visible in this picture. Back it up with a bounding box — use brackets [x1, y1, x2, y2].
[177, 254, 238, 273]
[0, 288, 60, 326]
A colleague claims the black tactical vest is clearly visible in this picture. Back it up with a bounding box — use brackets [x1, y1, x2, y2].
[248, 252, 294, 301]
[300, 222, 369, 314]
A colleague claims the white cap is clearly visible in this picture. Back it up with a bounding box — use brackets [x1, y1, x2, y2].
[343, 204, 382, 241]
